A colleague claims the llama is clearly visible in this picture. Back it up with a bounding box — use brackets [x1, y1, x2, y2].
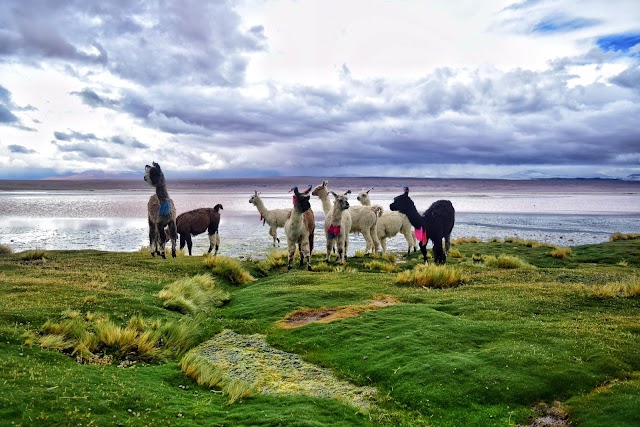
[249, 191, 291, 247]
[285, 186, 315, 271]
[325, 190, 352, 264]
[312, 181, 379, 255]
[357, 188, 418, 255]
[144, 162, 177, 259]
[389, 187, 455, 265]
[176, 204, 223, 256]
[346, 191, 381, 255]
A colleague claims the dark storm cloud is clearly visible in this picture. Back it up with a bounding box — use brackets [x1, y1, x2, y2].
[54, 141, 121, 159]
[110, 135, 148, 149]
[72, 88, 116, 108]
[54, 130, 98, 142]
[8, 144, 35, 154]
[0, 0, 266, 86]
[0, 105, 18, 124]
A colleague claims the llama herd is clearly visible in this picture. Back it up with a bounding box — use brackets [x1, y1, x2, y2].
[144, 162, 456, 267]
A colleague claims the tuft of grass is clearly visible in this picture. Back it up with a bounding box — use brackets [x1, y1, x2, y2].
[488, 237, 502, 243]
[590, 277, 640, 299]
[451, 236, 481, 245]
[483, 254, 533, 269]
[381, 253, 397, 263]
[257, 251, 287, 273]
[610, 232, 640, 241]
[617, 260, 628, 267]
[158, 274, 230, 314]
[448, 249, 464, 258]
[395, 264, 465, 288]
[362, 260, 399, 273]
[203, 255, 255, 285]
[0, 244, 12, 254]
[33, 311, 203, 363]
[19, 248, 47, 261]
[550, 247, 572, 260]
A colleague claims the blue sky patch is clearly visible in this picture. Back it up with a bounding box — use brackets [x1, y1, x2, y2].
[597, 33, 640, 54]
[532, 14, 600, 33]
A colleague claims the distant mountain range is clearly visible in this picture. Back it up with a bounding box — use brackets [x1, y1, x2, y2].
[42, 169, 640, 181]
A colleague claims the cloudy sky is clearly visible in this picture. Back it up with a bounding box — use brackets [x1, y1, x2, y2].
[1, 0, 639, 179]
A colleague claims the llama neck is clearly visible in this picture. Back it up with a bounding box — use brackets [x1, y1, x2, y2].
[252, 197, 269, 216]
[317, 189, 332, 215]
[289, 207, 304, 228]
[155, 183, 169, 202]
[360, 198, 371, 206]
[405, 209, 423, 229]
[329, 206, 344, 226]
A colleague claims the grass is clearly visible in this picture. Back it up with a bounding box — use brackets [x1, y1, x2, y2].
[158, 274, 230, 314]
[19, 248, 47, 261]
[0, 244, 12, 254]
[551, 247, 572, 259]
[0, 240, 639, 426]
[482, 254, 533, 269]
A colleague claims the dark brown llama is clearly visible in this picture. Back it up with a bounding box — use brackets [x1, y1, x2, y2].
[176, 204, 223, 256]
[144, 162, 177, 259]
[389, 187, 454, 265]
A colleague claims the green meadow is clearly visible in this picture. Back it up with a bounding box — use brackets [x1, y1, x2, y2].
[1, 235, 639, 426]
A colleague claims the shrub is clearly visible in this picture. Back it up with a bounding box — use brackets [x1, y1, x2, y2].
[550, 247, 572, 260]
[483, 254, 532, 269]
[0, 244, 12, 254]
[20, 248, 47, 261]
[203, 255, 255, 285]
[158, 274, 230, 314]
[610, 232, 640, 241]
[395, 264, 465, 289]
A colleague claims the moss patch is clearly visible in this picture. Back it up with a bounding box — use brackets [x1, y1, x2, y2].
[188, 330, 378, 411]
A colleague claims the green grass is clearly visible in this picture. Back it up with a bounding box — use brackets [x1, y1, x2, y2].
[1, 240, 639, 426]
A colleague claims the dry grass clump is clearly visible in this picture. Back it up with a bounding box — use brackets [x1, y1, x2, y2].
[590, 277, 640, 299]
[28, 311, 201, 364]
[550, 247, 572, 260]
[448, 249, 464, 258]
[20, 248, 47, 261]
[451, 236, 481, 245]
[257, 251, 287, 272]
[610, 232, 640, 241]
[363, 260, 399, 273]
[483, 254, 533, 269]
[312, 262, 357, 273]
[0, 244, 13, 254]
[504, 237, 557, 249]
[395, 264, 465, 289]
[488, 237, 502, 243]
[137, 246, 185, 256]
[203, 255, 255, 285]
[158, 274, 230, 314]
[181, 330, 377, 409]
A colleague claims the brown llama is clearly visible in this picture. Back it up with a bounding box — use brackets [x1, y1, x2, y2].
[144, 162, 177, 258]
[176, 204, 223, 256]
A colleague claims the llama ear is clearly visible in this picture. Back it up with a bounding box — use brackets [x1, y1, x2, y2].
[323, 180, 328, 187]
[301, 184, 312, 195]
[329, 191, 338, 199]
[367, 187, 373, 194]
[153, 161, 161, 170]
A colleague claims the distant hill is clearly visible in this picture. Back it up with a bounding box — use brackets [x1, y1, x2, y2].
[42, 170, 138, 180]
[502, 170, 617, 180]
[627, 174, 640, 181]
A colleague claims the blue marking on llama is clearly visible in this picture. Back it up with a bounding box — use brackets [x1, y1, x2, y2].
[159, 200, 171, 216]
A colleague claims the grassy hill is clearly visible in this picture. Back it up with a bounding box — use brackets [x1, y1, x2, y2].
[1, 236, 638, 426]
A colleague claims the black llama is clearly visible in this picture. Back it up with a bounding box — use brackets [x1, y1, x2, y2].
[144, 162, 177, 258]
[389, 187, 455, 264]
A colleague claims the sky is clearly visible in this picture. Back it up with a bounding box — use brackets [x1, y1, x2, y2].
[0, 0, 639, 180]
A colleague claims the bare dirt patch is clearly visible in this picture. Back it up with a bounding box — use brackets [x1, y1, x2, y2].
[519, 401, 571, 427]
[279, 295, 399, 328]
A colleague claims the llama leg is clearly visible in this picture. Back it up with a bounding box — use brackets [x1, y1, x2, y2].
[269, 226, 278, 247]
[287, 241, 296, 270]
[362, 229, 372, 254]
[371, 226, 380, 255]
[168, 221, 177, 258]
[301, 240, 311, 271]
[157, 225, 167, 259]
[213, 231, 220, 256]
[445, 233, 451, 255]
[298, 243, 304, 267]
[420, 243, 428, 265]
[179, 234, 186, 251]
[148, 218, 156, 257]
[185, 234, 193, 256]
[381, 237, 387, 255]
[207, 231, 216, 255]
[326, 239, 333, 263]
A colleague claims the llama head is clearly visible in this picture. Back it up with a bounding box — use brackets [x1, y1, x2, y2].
[329, 190, 350, 211]
[249, 191, 260, 204]
[214, 204, 223, 212]
[144, 162, 165, 187]
[389, 190, 416, 214]
[290, 186, 312, 213]
[357, 187, 373, 203]
[311, 180, 329, 197]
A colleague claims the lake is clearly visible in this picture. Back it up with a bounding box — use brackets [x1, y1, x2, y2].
[0, 177, 638, 258]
